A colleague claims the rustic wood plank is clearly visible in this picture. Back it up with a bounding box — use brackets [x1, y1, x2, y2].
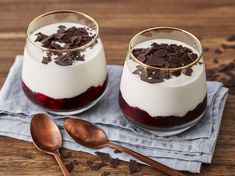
[0, 0, 235, 175]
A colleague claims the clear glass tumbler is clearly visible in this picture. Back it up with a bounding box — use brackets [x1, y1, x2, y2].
[119, 27, 207, 136]
[22, 10, 108, 115]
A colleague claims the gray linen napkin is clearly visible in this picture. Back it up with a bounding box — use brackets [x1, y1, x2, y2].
[0, 55, 228, 173]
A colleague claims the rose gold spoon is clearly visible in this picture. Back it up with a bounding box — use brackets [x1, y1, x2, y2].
[64, 117, 186, 176]
[30, 113, 71, 176]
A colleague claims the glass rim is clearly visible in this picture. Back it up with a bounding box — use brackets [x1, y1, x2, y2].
[128, 27, 203, 72]
[26, 10, 99, 53]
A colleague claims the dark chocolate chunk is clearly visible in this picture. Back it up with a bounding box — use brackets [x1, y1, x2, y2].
[213, 58, 219, 64]
[66, 162, 74, 172]
[110, 158, 119, 168]
[42, 56, 51, 64]
[55, 57, 73, 66]
[217, 64, 228, 72]
[214, 48, 222, 54]
[221, 44, 235, 50]
[95, 152, 111, 162]
[114, 149, 122, 154]
[61, 152, 72, 159]
[101, 172, 110, 176]
[203, 47, 210, 52]
[189, 53, 198, 60]
[131, 42, 199, 83]
[73, 160, 79, 165]
[86, 160, 93, 168]
[128, 160, 140, 174]
[183, 68, 193, 76]
[226, 34, 235, 42]
[90, 162, 107, 171]
[35, 32, 48, 42]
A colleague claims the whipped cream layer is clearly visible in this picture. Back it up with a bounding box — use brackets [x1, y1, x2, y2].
[22, 23, 107, 99]
[120, 39, 207, 117]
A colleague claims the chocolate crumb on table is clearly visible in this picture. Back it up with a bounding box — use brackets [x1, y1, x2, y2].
[101, 172, 110, 176]
[226, 34, 235, 42]
[110, 158, 119, 168]
[66, 161, 75, 172]
[128, 160, 140, 174]
[95, 151, 111, 162]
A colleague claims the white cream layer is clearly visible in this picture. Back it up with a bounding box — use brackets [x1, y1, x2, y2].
[120, 39, 207, 117]
[22, 23, 107, 99]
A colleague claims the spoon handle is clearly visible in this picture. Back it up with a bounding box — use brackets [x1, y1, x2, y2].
[106, 142, 186, 176]
[53, 151, 71, 176]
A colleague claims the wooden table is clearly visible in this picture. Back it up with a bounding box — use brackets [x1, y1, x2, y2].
[0, 0, 235, 175]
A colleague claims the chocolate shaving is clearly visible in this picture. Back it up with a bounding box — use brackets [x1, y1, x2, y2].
[221, 44, 235, 50]
[226, 34, 235, 42]
[66, 162, 74, 172]
[183, 68, 193, 76]
[203, 47, 210, 52]
[42, 56, 51, 64]
[101, 172, 110, 176]
[87, 162, 107, 171]
[213, 58, 219, 64]
[110, 158, 119, 168]
[132, 43, 199, 83]
[61, 152, 72, 159]
[34, 25, 96, 66]
[95, 152, 111, 162]
[128, 160, 140, 174]
[214, 48, 222, 54]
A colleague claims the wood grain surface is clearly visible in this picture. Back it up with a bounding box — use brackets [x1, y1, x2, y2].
[0, 0, 235, 175]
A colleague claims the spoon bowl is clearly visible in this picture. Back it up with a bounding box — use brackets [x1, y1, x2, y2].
[64, 118, 108, 148]
[30, 113, 71, 176]
[64, 117, 186, 176]
[30, 113, 62, 153]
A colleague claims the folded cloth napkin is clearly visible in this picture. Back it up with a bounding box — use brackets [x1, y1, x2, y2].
[0, 55, 228, 173]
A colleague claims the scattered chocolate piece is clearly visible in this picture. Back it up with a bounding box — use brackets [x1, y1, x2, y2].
[110, 158, 119, 168]
[55, 57, 73, 66]
[42, 56, 51, 64]
[95, 152, 111, 162]
[91, 163, 108, 171]
[114, 149, 122, 154]
[203, 47, 210, 52]
[214, 48, 222, 54]
[101, 172, 110, 176]
[66, 161, 74, 172]
[35, 32, 48, 42]
[86, 160, 93, 168]
[213, 58, 219, 64]
[217, 64, 228, 72]
[128, 160, 140, 174]
[73, 160, 79, 165]
[226, 34, 235, 42]
[183, 68, 193, 76]
[61, 152, 72, 159]
[221, 44, 235, 50]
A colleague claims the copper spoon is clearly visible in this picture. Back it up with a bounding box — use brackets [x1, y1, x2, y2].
[30, 113, 71, 176]
[64, 118, 186, 176]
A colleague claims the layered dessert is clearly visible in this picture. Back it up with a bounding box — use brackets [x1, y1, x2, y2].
[22, 22, 107, 113]
[119, 39, 207, 130]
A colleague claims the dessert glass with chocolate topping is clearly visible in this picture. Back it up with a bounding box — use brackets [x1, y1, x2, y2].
[22, 10, 108, 115]
[119, 27, 207, 136]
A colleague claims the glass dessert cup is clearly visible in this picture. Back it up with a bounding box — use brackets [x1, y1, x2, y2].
[119, 27, 207, 136]
[22, 10, 108, 115]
